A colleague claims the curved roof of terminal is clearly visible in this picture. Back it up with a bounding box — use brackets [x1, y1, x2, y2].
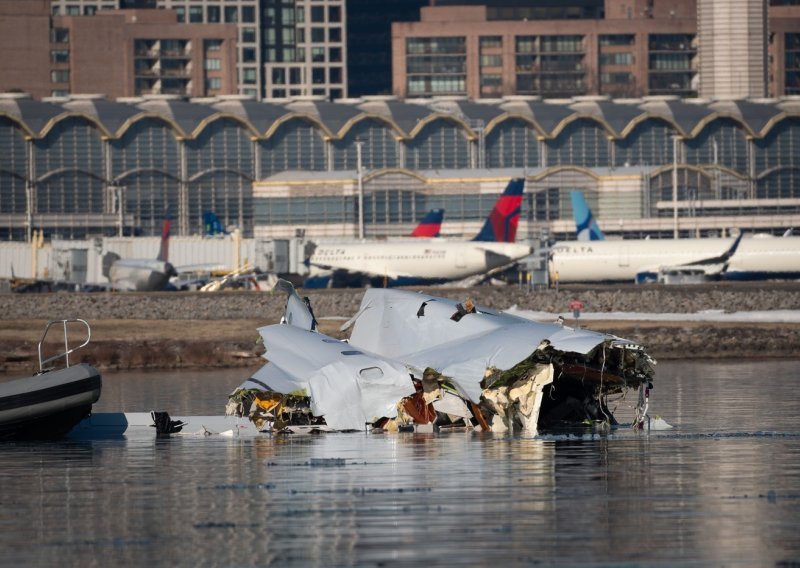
[1, 92, 799, 140]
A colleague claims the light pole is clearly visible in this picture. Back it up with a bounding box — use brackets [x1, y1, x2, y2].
[356, 139, 364, 240]
[672, 135, 679, 239]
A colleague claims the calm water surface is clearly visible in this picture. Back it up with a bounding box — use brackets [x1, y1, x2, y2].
[1, 360, 799, 567]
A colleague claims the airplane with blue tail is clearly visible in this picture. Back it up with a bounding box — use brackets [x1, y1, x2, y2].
[304, 178, 530, 288]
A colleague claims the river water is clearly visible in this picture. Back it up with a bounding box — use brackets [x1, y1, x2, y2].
[1, 360, 799, 567]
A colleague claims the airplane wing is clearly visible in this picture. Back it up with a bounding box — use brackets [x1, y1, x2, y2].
[635, 233, 744, 283]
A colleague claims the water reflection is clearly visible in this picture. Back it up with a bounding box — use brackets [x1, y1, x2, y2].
[0, 360, 799, 566]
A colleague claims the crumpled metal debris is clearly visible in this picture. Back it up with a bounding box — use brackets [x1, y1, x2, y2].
[227, 281, 657, 435]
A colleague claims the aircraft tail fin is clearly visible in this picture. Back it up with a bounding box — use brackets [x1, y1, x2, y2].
[157, 216, 171, 262]
[472, 178, 525, 242]
[570, 191, 605, 241]
[203, 211, 226, 236]
[411, 208, 444, 238]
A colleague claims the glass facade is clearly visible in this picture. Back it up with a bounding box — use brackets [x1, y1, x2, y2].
[406, 37, 467, 96]
[2, 97, 800, 240]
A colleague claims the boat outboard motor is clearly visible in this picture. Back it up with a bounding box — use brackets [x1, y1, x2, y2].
[150, 411, 185, 436]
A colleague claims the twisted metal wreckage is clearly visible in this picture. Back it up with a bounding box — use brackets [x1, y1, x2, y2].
[227, 281, 657, 435]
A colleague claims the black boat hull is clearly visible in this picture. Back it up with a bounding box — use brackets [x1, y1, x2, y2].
[0, 363, 102, 440]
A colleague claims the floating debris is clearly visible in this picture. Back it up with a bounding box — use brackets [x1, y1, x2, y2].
[227, 281, 657, 435]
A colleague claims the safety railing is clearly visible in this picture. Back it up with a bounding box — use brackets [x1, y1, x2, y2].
[37, 319, 92, 373]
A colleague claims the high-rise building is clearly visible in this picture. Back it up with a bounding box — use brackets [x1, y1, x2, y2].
[50, 0, 348, 100]
[346, 0, 428, 97]
[698, 0, 768, 98]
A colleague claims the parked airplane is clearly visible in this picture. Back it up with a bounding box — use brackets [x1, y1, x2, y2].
[103, 218, 177, 291]
[304, 178, 529, 288]
[551, 194, 800, 283]
[570, 191, 605, 241]
[550, 232, 800, 284]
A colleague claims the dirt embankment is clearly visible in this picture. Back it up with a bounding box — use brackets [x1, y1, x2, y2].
[2, 281, 799, 373]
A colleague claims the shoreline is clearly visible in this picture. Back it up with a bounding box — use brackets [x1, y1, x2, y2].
[2, 283, 800, 373]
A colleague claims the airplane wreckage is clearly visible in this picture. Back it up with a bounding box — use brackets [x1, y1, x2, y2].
[225, 281, 658, 436]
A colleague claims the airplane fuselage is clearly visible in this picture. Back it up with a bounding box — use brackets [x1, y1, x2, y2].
[307, 240, 532, 287]
[549, 236, 800, 283]
[109, 259, 175, 291]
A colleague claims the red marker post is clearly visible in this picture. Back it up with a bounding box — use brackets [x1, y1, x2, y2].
[568, 298, 585, 320]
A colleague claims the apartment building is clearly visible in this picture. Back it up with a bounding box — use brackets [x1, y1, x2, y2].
[392, 0, 800, 99]
[0, 1, 237, 99]
[48, 0, 348, 100]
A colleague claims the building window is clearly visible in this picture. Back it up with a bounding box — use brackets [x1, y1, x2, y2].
[205, 58, 221, 70]
[296, 7, 305, 23]
[243, 68, 257, 84]
[329, 67, 342, 83]
[51, 28, 70, 44]
[600, 34, 635, 47]
[50, 50, 69, 64]
[311, 28, 325, 43]
[51, 69, 70, 83]
[480, 36, 502, 49]
[329, 47, 341, 62]
[329, 28, 341, 43]
[224, 6, 237, 23]
[175, 7, 185, 23]
[66, 5, 80, 15]
[51, 89, 69, 97]
[84, 6, 96, 16]
[312, 68, 325, 84]
[329, 6, 341, 22]
[312, 47, 325, 62]
[273, 89, 287, 98]
[289, 68, 302, 84]
[272, 68, 286, 84]
[480, 55, 502, 67]
[207, 6, 220, 23]
[51, 6, 60, 16]
[406, 37, 467, 95]
[206, 39, 222, 51]
[206, 77, 221, 90]
[600, 52, 633, 65]
[282, 28, 295, 43]
[311, 6, 325, 22]
[243, 48, 257, 63]
[242, 27, 257, 43]
[189, 6, 202, 23]
[282, 7, 296, 24]
[242, 6, 256, 23]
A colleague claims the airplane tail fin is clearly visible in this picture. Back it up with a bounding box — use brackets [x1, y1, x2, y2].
[570, 191, 605, 241]
[472, 178, 525, 242]
[411, 208, 444, 238]
[157, 216, 171, 262]
[203, 211, 226, 236]
[102, 252, 120, 278]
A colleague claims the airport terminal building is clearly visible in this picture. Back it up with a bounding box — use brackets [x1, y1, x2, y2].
[1, 92, 800, 242]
